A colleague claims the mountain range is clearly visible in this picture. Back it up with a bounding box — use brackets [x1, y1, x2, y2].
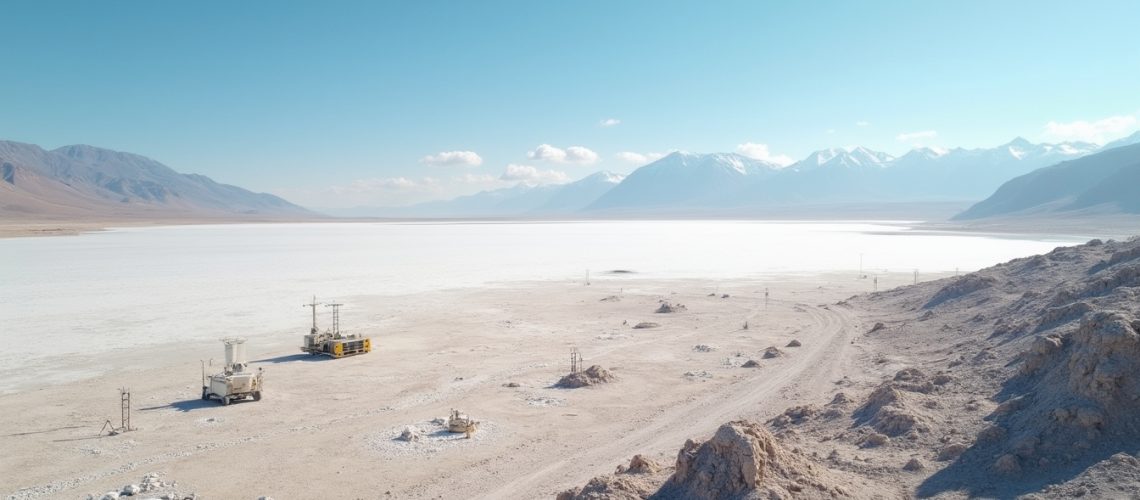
[365, 134, 1140, 218]
[955, 141, 1140, 219]
[6, 131, 1140, 222]
[0, 141, 313, 220]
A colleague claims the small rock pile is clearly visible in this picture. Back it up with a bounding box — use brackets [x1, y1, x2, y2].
[655, 302, 687, 313]
[86, 472, 182, 500]
[556, 365, 617, 388]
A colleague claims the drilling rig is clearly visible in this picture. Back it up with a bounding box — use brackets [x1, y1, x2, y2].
[300, 296, 372, 358]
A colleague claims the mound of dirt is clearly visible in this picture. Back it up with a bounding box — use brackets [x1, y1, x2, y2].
[768, 404, 820, 427]
[557, 365, 616, 388]
[655, 302, 687, 313]
[692, 344, 717, 352]
[924, 274, 997, 308]
[786, 339, 802, 347]
[557, 455, 668, 500]
[657, 420, 848, 499]
[762, 347, 782, 359]
[741, 359, 760, 368]
[555, 474, 659, 500]
[617, 454, 662, 475]
[854, 369, 936, 437]
[632, 322, 659, 329]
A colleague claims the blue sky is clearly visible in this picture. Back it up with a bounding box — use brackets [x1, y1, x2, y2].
[2, 1, 1139, 207]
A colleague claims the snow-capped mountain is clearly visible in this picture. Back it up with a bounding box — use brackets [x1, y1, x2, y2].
[586, 152, 781, 211]
[350, 136, 1121, 218]
[355, 170, 627, 217]
[535, 171, 625, 213]
[792, 146, 895, 171]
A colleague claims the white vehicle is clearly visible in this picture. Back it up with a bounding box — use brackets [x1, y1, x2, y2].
[201, 338, 264, 406]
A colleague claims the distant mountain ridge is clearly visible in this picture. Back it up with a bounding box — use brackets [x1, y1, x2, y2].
[954, 141, 1140, 219]
[0, 140, 314, 219]
[344, 136, 1126, 218]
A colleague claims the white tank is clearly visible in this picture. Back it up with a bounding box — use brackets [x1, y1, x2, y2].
[223, 338, 247, 366]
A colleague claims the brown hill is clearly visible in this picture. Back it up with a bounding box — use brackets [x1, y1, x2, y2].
[0, 140, 315, 220]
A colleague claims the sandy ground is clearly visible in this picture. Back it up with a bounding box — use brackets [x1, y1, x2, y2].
[0, 271, 940, 499]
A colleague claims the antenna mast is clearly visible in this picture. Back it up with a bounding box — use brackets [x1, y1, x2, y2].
[304, 296, 322, 334]
[326, 302, 343, 336]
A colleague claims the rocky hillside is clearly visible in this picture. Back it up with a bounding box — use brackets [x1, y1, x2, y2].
[0, 141, 314, 219]
[559, 236, 1140, 499]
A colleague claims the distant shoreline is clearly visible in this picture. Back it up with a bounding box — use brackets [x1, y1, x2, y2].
[2, 212, 1135, 241]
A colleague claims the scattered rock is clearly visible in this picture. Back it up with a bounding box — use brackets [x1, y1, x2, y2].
[692, 344, 717, 352]
[626, 454, 661, 474]
[937, 443, 968, 461]
[903, 458, 925, 471]
[994, 454, 1021, 474]
[869, 322, 886, 333]
[655, 302, 687, 313]
[785, 339, 802, 348]
[633, 322, 659, 329]
[762, 347, 782, 359]
[860, 433, 889, 448]
[398, 426, 421, 442]
[503, 382, 520, 388]
[741, 359, 760, 368]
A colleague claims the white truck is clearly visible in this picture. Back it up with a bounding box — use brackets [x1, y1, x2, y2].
[201, 338, 264, 406]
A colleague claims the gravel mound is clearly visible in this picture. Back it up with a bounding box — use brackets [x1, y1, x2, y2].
[655, 302, 687, 313]
[658, 420, 848, 499]
[556, 365, 616, 388]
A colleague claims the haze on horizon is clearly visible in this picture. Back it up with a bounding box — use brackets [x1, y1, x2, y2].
[2, 1, 1139, 209]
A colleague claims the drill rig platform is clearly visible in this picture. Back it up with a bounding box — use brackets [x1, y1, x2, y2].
[300, 296, 372, 358]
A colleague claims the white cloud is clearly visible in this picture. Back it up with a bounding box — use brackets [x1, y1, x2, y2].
[564, 146, 599, 164]
[1042, 114, 1138, 144]
[420, 150, 483, 167]
[453, 173, 498, 184]
[335, 177, 422, 192]
[526, 144, 599, 164]
[615, 151, 667, 165]
[499, 164, 570, 184]
[856, 121, 871, 128]
[896, 130, 938, 142]
[599, 118, 621, 127]
[734, 142, 794, 166]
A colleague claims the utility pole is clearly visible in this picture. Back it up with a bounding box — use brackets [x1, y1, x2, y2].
[914, 269, 919, 285]
[303, 296, 322, 334]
